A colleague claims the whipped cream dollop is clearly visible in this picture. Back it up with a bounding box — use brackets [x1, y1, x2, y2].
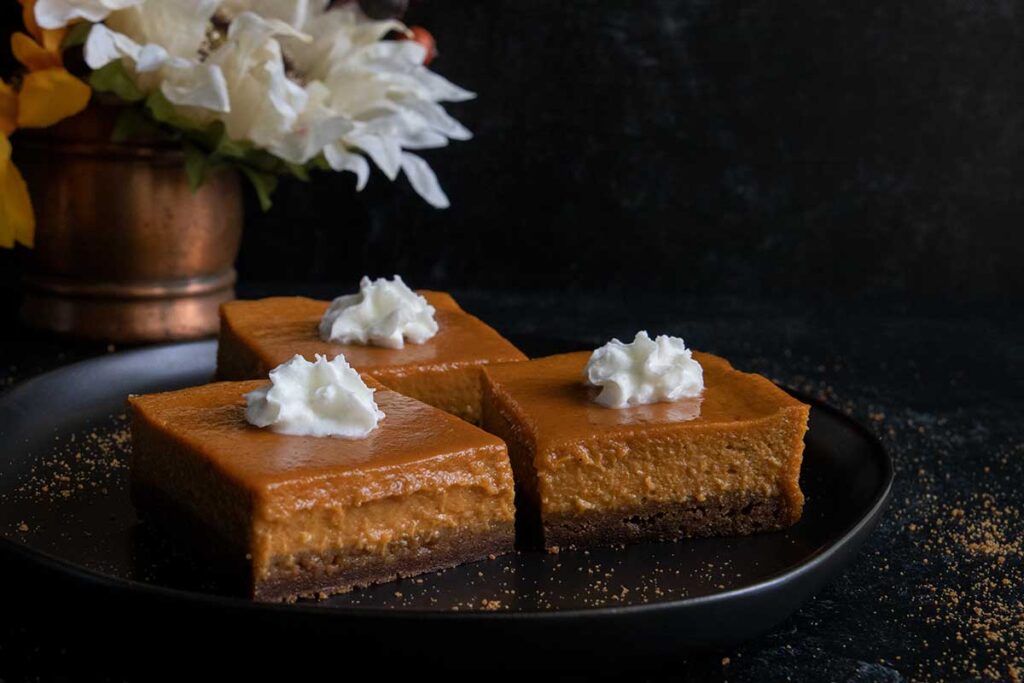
[244, 354, 384, 438]
[318, 275, 439, 349]
[583, 331, 704, 408]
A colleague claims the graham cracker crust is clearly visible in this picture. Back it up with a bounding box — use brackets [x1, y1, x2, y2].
[542, 490, 799, 549]
[132, 481, 513, 602]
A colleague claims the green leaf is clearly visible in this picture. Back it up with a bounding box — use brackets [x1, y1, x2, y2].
[240, 166, 278, 211]
[145, 91, 201, 131]
[239, 147, 284, 173]
[214, 133, 251, 160]
[285, 162, 310, 182]
[307, 154, 332, 172]
[110, 108, 141, 143]
[62, 22, 93, 50]
[183, 144, 210, 192]
[88, 61, 145, 102]
[110, 107, 161, 143]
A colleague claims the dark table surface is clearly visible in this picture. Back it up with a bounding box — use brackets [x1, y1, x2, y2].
[0, 286, 1021, 682]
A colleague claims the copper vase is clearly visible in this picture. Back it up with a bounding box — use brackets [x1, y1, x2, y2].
[17, 106, 243, 344]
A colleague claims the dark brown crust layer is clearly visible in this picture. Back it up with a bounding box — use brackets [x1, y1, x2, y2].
[132, 481, 513, 602]
[256, 522, 514, 602]
[543, 491, 795, 550]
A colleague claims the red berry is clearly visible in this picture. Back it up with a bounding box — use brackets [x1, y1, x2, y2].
[405, 26, 436, 65]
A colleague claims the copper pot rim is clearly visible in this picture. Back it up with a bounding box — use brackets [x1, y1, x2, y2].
[23, 271, 237, 301]
[17, 137, 188, 162]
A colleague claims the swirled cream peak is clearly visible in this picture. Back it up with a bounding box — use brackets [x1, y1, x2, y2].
[318, 275, 439, 349]
[244, 354, 384, 438]
[583, 331, 704, 408]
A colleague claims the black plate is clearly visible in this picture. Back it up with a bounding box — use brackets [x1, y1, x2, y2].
[0, 338, 892, 665]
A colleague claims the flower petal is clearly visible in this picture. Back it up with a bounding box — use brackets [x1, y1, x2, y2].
[85, 22, 193, 79]
[360, 39, 427, 73]
[83, 22, 140, 70]
[413, 68, 476, 103]
[160, 62, 230, 113]
[205, 12, 313, 145]
[0, 81, 19, 136]
[324, 143, 370, 190]
[400, 151, 449, 209]
[136, 44, 179, 73]
[34, 0, 145, 30]
[12, 32, 63, 71]
[399, 129, 449, 150]
[104, 0, 220, 60]
[347, 131, 402, 180]
[401, 99, 472, 141]
[17, 68, 91, 128]
[236, 0, 313, 30]
[0, 134, 35, 248]
[282, 4, 403, 80]
[270, 88, 354, 164]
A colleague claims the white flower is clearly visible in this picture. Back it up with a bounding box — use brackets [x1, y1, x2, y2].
[67, 0, 474, 207]
[85, 23, 230, 117]
[222, 0, 324, 32]
[203, 13, 311, 150]
[104, 0, 219, 59]
[35, 0, 143, 29]
[246, 3, 472, 205]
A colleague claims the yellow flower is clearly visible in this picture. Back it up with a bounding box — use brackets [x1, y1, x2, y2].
[0, 133, 33, 248]
[0, 0, 91, 248]
[0, 81, 16, 136]
[16, 67, 91, 129]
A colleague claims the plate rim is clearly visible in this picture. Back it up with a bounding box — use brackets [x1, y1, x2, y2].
[0, 341, 894, 621]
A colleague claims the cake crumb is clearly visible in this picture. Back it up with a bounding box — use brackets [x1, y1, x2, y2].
[722, 657, 731, 667]
[547, 545, 560, 555]
[481, 599, 502, 611]
[17, 521, 28, 532]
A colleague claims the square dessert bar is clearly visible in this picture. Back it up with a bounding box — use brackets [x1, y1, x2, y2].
[481, 351, 809, 549]
[129, 381, 516, 601]
[217, 293, 526, 424]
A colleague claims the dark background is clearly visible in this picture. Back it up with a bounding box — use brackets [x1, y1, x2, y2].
[1, 0, 1023, 307]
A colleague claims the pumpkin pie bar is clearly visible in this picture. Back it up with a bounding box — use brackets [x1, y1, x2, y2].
[129, 380, 516, 601]
[216, 294, 526, 424]
[481, 351, 809, 549]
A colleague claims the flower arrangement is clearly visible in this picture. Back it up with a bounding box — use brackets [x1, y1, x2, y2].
[2, 0, 474, 248]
